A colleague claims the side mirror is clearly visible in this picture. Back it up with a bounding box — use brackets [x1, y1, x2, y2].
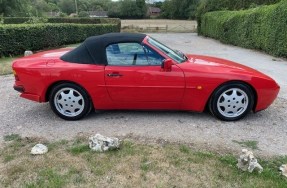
[161, 59, 173, 72]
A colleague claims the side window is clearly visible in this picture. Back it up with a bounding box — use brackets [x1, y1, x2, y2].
[106, 43, 148, 66]
[143, 45, 165, 65]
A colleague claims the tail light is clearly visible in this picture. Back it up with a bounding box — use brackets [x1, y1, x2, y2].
[13, 70, 20, 81]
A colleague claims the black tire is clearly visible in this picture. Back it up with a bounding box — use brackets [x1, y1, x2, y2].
[49, 83, 92, 120]
[209, 83, 254, 121]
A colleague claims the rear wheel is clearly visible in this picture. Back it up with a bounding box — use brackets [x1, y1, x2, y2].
[209, 83, 254, 121]
[49, 83, 92, 120]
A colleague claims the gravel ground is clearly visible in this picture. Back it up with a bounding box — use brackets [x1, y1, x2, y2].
[1, 33, 286, 156]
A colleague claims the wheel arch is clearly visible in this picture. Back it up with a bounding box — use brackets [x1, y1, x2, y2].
[45, 80, 92, 103]
[204, 80, 258, 112]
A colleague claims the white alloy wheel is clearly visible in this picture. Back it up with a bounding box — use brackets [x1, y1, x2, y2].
[209, 83, 254, 121]
[216, 88, 249, 118]
[53, 87, 85, 117]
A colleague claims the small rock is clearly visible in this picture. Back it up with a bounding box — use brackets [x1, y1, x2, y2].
[89, 134, 120, 152]
[279, 164, 287, 177]
[31, 144, 48, 155]
[24, 50, 33, 56]
[237, 149, 263, 173]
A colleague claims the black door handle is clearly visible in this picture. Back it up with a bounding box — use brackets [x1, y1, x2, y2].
[107, 73, 123, 77]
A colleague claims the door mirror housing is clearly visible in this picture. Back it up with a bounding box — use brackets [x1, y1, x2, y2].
[161, 59, 173, 72]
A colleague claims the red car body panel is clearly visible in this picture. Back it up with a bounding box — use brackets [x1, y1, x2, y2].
[12, 36, 280, 113]
[177, 55, 280, 112]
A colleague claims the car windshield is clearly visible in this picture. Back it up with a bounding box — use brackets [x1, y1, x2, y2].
[147, 37, 187, 63]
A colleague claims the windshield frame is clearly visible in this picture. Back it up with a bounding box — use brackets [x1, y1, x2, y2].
[147, 37, 186, 63]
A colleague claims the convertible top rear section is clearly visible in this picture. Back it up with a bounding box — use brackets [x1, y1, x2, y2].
[61, 33, 146, 65]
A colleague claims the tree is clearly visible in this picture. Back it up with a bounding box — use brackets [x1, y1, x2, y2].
[161, 0, 199, 20]
[135, 0, 147, 18]
[153, 2, 163, 9]
[0, 0, 30, 16]
[0, 0, 148, 18]
[58, 0, 76, 15]
[107, 1, 121, 18]
[108, 0, 147, 19]
[78, 11, 89, 17]
[27, 0, 58, 16]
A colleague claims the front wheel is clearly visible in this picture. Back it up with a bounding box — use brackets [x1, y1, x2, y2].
[209, 83, 254, 121]
[49, 83, 92, 120]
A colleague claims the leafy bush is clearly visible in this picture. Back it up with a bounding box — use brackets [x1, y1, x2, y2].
[160, 0, 199, 20]
[78, 11, 90, 18]
[3, 17, 120, 25]
[196, 0, 280, 17]
[3, 17, 31, 24]
[47, 17, 120, 25]
[3, 17, 121, 33]
[24, 17, 48, 24]
[196, 0, 281, 33]
[0, 23, 119, 57]
[200, 0, 287, 57]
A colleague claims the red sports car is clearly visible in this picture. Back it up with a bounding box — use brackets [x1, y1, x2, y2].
[12, 33, 280, 121]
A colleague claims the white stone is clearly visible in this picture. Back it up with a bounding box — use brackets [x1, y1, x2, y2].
[279, 164, 287, 177]
[24, 50, 33, 56]
[237, 149, 263, 173]
[31, 144, 48, 155]
[89, 134, 120, 152]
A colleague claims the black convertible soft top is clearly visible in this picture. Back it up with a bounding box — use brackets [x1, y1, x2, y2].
[60, 33, 147, 65]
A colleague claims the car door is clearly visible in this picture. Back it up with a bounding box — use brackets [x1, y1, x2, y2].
[104, 42, 185, 103]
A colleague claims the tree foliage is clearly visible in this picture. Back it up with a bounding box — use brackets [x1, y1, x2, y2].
[161, 0, 199, 20]
[0, 0, 148, 18]
[0, 0, 30, 16]
[108, 0, 147, 19]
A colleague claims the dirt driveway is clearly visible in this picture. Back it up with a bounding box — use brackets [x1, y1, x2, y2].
[0, 33, 286, 156]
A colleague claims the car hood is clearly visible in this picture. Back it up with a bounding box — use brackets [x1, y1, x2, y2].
[183, 54, 272, 80]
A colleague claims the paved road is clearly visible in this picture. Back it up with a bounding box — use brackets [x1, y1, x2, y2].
[1, 33, 286, 156]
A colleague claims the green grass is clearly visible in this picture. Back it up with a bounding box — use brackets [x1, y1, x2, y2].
[0, 56, 17, 75]
[4, 134, 21, 141]
[233, 140, 259, 150]
[25, 169, 67, 188]
[179, 144, 191, 154]
[68, 144, 90, 155]
[1, 135, 286, 187]
[3, 155, 15, 162]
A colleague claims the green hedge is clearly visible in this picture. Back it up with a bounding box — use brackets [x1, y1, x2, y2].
[2, 17, 30, 24]
[46, 17, 121, 31]
[196, 0, 281, 33]
[47, 17, 120, 25]
[200, 0, 287, 57]
[0, 23, 119, 57]
[3, 17, 120, 26]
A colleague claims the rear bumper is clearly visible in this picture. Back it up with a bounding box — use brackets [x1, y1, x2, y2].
[14, 84, 41, 102]
[13, 85, 24, 93]
[20, 93, 41, 102]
